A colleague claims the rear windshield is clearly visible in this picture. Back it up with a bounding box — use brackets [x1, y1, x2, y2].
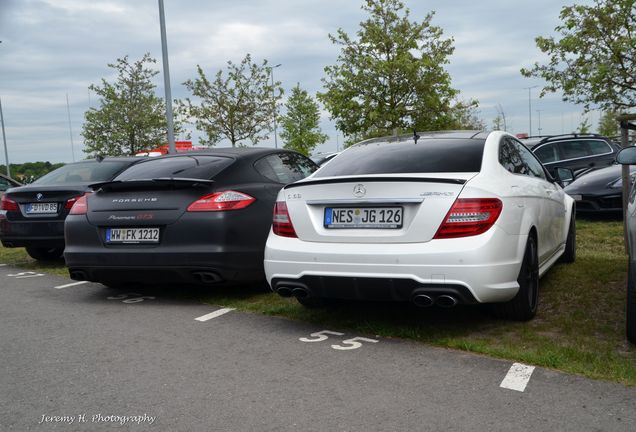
[32, 160, 134, 185]
[315, 138, 485, 177]
[115, 155, 234, 181]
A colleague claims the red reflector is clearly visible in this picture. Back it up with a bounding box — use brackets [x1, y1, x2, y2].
[272, 201, 297, 238]
[69, 193, 90, 215]
[187, 191, 255, 212]
[434, 198, 503, 239]
[0, 195, 18, 211]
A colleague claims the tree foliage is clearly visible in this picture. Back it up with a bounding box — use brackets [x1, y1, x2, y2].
[1, 161, 65, 184]
[318, 0, 475, 142]
[598, 110, 620, 137]
[82, 54, 179, 157]
[521, 0, 636, 111]
[182, 54, 283, 147]
[279, 84, 328, 156]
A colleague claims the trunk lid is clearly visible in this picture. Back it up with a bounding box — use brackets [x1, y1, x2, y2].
[86, 178, 215, 226]
[283, 173, 475, 243]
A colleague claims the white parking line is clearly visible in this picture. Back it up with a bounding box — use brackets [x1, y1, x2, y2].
[54, 281, 89, 289]
[195, 308, 235, 322]
[500, 363, 535, 392]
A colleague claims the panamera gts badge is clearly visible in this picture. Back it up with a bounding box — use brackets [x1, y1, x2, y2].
[353, 184, 366, 198]
[36, 193, 43, 201]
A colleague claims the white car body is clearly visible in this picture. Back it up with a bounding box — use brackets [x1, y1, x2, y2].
[264, 131, 575, 319]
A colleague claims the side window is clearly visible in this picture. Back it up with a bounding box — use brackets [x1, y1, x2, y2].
[558, 141, 590, 159]
[534, 143, 558, 163]
[512, 139, 546, 180]
[499, 138, 528, 175]
[587, 140, 612, 156]
[254, 153, 317, 184]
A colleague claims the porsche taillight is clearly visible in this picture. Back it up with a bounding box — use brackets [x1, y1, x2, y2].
[187, 191, 255, 212]
[272, 201, 297, 238]
[434, 198, 503, 239]
[64, 195, 84, 209]
[69, 193, 90, 215]
[0, 195, 18, 211]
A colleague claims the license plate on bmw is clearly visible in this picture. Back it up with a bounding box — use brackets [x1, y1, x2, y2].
[324, 207, 403, 229]
[106, 227, 160, 244]
[26, 202, 58, 214]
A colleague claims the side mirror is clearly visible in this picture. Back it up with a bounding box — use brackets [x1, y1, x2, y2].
[555, 167, 574, 187]
[617, 146, 636, 165]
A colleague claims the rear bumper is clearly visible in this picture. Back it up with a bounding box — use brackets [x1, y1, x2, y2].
[0, 216, 65, 248]
[264, 225, 526, 304]
[65, 249, 265, 285]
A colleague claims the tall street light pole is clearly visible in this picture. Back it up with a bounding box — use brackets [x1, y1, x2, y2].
[536, 109, 543, 135]
[270, 63, 281, 148]
[524, 85, 538, 136]
[0, 97, 10, 177]
[158, 0, 176, 154]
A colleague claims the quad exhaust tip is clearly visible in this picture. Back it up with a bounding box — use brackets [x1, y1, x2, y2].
[276, 286, 293, 297]
[436, 294, 458, 308]
[412, 293, 459, 308]
[412, 294, 434, 308]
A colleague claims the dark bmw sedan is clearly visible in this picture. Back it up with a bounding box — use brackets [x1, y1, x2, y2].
[0, 157, 142, 260]
[64, 147, 317, 287]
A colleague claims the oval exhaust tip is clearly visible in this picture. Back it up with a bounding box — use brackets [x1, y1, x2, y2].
[436, 295, 458, 308]
[276, 286, 293, 298]
[412, 294, 434, 308]
[291, 287, 309, 299]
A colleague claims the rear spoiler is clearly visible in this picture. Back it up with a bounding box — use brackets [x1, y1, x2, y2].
[90, 177, 215, 192]
[283, 176, 467, 190]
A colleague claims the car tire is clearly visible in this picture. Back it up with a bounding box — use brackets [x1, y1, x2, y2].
[492, 236, 539, 321]
[560, 208, 576, 264]
[25, 247, 63, 261]
[627, 264, 636, 344]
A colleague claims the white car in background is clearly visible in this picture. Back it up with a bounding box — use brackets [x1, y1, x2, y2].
[264, 131, 576, 321]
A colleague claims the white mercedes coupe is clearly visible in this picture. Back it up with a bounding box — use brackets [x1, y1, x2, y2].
[264, 131, 576, 321]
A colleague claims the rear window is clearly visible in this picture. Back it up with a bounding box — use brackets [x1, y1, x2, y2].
[115, 155, 234, 181]
[32, 160, 134, 185]
[314, 138, 485, 177]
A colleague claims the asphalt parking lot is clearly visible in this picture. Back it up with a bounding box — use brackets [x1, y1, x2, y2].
[2, 263, 636, 431]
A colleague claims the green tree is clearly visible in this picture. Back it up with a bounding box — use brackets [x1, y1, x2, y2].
[578, 117, 592, 133]
[318, 0, 473, 142]
[521, 0, 636, 112]
[182, 54, 283, 147]
[279, 84, 328, 156]
[492, 115, 505, 131]
[598, 110, 620, 137]
[82, 53, 179, 156]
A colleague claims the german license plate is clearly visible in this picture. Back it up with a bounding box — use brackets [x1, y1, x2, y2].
[324, 207, 403, 229]
[106, 227, 160, 243]
[26, 202, 58, 214]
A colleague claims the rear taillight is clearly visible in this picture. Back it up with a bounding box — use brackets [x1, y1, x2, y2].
[272, 201, 297, 238]
[69, 193, 90, 215]
[187, 191, 255, 212]
[434, 198, 503, 239]
[64, 195, 84, 209]
[1, 195, 18, 211]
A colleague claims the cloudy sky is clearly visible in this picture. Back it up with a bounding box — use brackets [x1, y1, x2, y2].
[0, 0, 597, 164]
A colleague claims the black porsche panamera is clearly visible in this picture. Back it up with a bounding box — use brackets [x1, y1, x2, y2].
[64, 147, 317, 287]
